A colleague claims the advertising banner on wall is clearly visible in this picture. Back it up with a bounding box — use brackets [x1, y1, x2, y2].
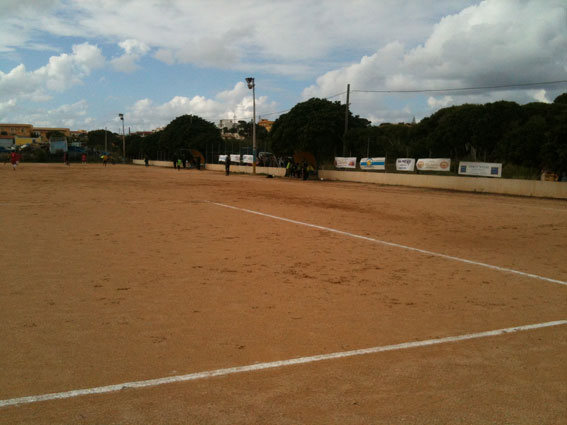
[360, 157, 386, 170]
[242, 154, 254, 164]
[219, 155, 241, 163]
[396, 158, 416, 172]
[416, 158, 451, 171]
[458, 161, 502, 178]
[334, 157, 357, 169]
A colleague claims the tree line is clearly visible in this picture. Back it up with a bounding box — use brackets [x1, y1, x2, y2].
[85, 92, 567, 176]
[270, 93, 567, 176]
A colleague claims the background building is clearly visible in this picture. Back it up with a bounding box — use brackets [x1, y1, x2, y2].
[258, 119, 274, 132]
[0, 124, 33, 137]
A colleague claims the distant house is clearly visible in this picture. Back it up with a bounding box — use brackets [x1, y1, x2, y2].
[218, 119, 238, 130]
[33, 127, 71, 140]
[258, 119, 274, 132]
[133, 131, 154, 137]
[0, 123, 33, 137]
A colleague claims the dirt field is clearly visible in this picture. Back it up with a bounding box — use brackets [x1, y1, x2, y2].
[1, 162, 566, 424]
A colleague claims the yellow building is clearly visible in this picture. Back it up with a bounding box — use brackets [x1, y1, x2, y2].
[0, 124, 33, 137]
[33, 127, 71, 139]
[15, 136, 42, 145]
[71, 130, 88, 137]
[0, 124, 73, 141]
[258, 119, 274, 132]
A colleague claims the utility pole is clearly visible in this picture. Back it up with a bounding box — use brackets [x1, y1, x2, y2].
[342, 83, 350, 157]
[246, 77, 256, 174]
[104, 126, 107, 152]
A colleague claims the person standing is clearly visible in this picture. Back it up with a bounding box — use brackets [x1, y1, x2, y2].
[144, 155, 149, 167]
[225, 154, 231, 176]
[176, 158, 182, 170]
[64, 152, 70, 166]
[81, 153, 87, 165]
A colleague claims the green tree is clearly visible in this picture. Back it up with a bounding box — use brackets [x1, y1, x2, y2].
[270, 98, 369, 163]
[87, 129, 119, 152]
[234, 120, 269, 151]
[159, 115, 222, 159]
[553, 92, 567, 104]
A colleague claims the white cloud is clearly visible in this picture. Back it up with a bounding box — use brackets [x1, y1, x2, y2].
[111, 39, 150, 73]
[5, 99, 90, 129]
[427, 96, 454, 109]
[118, 39, 149, 56]
[0, 0, 60, 52]
[153, 49, 175, 65]
[124, 82, 276, 131]
[532, 89, 550, 104]
[0, 42, 105, 102]
[0, 0, 475, 75]
[303, 0, 567, 122]
[0, 98, 18, 116]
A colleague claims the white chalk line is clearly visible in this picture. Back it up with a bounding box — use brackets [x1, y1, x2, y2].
[206, 201, 567, 286]
[1, 320, 565, 408]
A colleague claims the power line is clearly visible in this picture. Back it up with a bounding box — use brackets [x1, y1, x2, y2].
[258, 108, 294, 118]
[352, 79, 567, 94]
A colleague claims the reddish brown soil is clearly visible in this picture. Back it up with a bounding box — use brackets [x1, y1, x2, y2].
[1, 163, 566, 424]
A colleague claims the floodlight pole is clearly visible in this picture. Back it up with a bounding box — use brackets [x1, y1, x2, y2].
[246, 77, 256, 174]
[119, 113, 125, 163]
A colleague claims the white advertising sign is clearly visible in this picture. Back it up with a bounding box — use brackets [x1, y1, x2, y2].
[219, 154, 227, 163]
[230, 154, 241, 163]
[458, 161, 502, 178]
[334, 157, 357, 169]
[242, 154, 254, 164]
[416, 158, 451, 171]
[396, 158, 416, 172]
[360, 157, 386, 170]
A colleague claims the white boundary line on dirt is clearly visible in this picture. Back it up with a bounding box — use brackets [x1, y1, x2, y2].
[207, 201, 567, 286]
[1, 320, 565, 408]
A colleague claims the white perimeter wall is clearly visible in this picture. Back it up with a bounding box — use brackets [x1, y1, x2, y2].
[132, 160, 567, 199]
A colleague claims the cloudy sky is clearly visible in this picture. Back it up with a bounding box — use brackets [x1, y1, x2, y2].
[1, 0, 566, 133]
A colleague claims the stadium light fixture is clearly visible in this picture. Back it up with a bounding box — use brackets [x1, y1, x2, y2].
[245, 77, 256, 174]
[119, 113, 125, 163]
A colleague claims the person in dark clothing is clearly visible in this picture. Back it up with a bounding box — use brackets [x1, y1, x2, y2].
[144, 155, 149, 167]
[302, 161, 308, 180]
[225, 155, 231, 176]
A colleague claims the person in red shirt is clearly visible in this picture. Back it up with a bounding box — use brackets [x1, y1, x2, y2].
[81, 153, 87, 164]
[10, 151, 18, 171]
